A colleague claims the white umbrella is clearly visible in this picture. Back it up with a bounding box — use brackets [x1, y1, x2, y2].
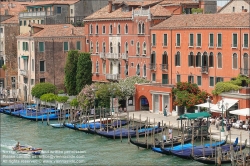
[230, 108, 250, 116]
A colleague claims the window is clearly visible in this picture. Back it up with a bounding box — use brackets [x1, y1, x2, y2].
[189, 34, 194, 47]
[217, 52, 222, 68]
[175, 51, 180, 66]
[197, 76, 201, 86]
[18, 57, 20, 69]
[143, 64, 146, 77]
[163, 34, 167, 46]
[118, 63, 121, 74]
[152, 34, 156, 46]
[96, 25, 98, 34]
[232, 33, 237, 47]
[143, 42, 146, 55]
[102, 42, 106, 53]
[11, 77, 16, 89]
[242, 6, 244, 10]
[232, 53, 237, 69]
[196, 52, 201, 67]
[76, 41, 81, 50]
[125, 42, 128, 54]
[209, 34, 214, 47]
[96, 42, 99, 53]
[136, 64, 140, 75]
[0, 57, 4, 68]
[209, 77, 214, 86]
[217, 34, 222, 47]
[162, 51, 168, 65]
[89, 24, 93, 34]
[125, 24, 128, 34]
[118, 42, 120, 54]
[162, 74, 168, 84]
[24, 78, 28, 84]
[71, 9, 73, 14]
[243, 34, 248, 48]
[197, 34, 201, 47]
[0, 28, 3, 34]
[63, 42, 69, 51]
[96, 61, 99, 73]
[40, 61, 45, 72]
[110, 42, 113, 53]
[176, 75, 181, 83]
[209, 52, 214, 67]
[188, 52, 194, 67]
[142, 23, 145, 34]
[102, 25, 106, 34]
[102, 61, 106, 74]
[152, 73, 156, 81]
[188, 75, 194, 83]
[232, 7, 235, 12]
[125, 63, 128, 76]
[176, 34, 180, 46]
[31, 79, 34, 85]
[22, 42, 28, 51]
[138, 23, 141, 34]
[136, 42, 140, 55]
[109, 24, 112, 34]
[24, 20, 26, 26]
[19, 20, 22, 26]
[90, 41, 93, 53]
[202, 52, 208, 67]
[216, 77, 224, 83]
[41, 20, 44, 24]
[40, 78, 45, 83]
[38, 42, 44, 52]
[57, 7, 61, 14]
[18, 41, 20, 50]
[32, 59, 34, 71]
[117, 24, 120, 34]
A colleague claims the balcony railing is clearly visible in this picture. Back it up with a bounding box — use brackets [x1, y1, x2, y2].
[20, 69, 28, 77]
[106, 74, 120, 80]
[121, 53, 128, 60]
[133, 8, 151, 19]
[149, 63, 156, 70]
[160, 64, 168, 70]
[240, 68, 250, 76]
[200, 66, 208, 74]
[100, 52, 106, 59]
[19, 11, 53, 18]
[105, 53, 119, 59]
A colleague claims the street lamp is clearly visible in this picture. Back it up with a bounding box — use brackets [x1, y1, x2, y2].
[217, 97, 229, 136]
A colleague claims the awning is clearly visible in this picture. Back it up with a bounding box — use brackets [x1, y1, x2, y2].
[229, 108, 250, 116]
[210, 98, 238, 113]
[195, 103, 216, 108]
[178, 112, 211, 120]
[21, 56, 28, 60]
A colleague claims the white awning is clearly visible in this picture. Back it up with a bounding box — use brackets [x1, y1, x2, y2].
[230, 108, 250, 116]
[210, 98, 238, 113]
[195, 103, 216, 108]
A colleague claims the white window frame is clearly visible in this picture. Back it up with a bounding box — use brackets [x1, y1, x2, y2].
[232, 33, 238, 48]
[232, 53, 238, 69]
[102, 25, 105, 34]
[176, 33, 180, 47]
[189, 33, 194, 47]
[163, 34, 167, 47]
[209, 33, 214, 48]
[243, 33, 249, 48]
[196, 33, 202, 47]
[217, 33, 222, 48]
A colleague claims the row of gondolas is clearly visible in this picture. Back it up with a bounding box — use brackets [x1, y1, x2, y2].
[1, 104, 250, 165]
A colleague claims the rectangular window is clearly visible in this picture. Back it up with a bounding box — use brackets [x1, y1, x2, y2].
[152, 34, 156, 46]
[76, 41, 81, 50]
[18, 41, 20, 50]
[162, 74, 168, 84]
[0, 28, 3, 34]
[102, 26, 105, 34]
[71, 9, 73, 14]
[243, 34, 248, 48]
[188, 75, 194, 83]
[217, 34, 222, 47]
[22, 42, 28, 51]
[63, 42, 69, 51]
[176, 74, 181, 83]
[176, 34, 180, 46]
[233, 33, 237, 47]
[216, 77, 224, 83]
[57, 7, 61, 14]
[197, 76, 201, 86]
[152, 73, 156, 81]
[11, 77, 16, 89]
[41, 20, 44, 24]
[163, 34, 167, 46]
[19, 20, 22, 26]
[209, 34, 214, 47]
[31, 79, 34, 85]
[40, 78, 45, 83]
[40, 61, 45, 72]
[24, 77, 28, 84]
[32, 59, 34, 71]
[38, 42, 44, 52]
[209, 77, 214, 86]
[189, 34, 194, 47]
[197, 34, 201, 47]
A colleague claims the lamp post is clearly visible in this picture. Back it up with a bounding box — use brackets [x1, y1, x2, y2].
[217, 97, 229, 137]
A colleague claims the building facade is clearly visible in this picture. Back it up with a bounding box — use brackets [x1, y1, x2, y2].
[218, 0, 250, 13]
[16, 24, 85, 102]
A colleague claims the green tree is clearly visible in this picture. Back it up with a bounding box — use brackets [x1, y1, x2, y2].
[76, 52, 92, 93]
[77, 84, 96, 108]
[31, 83, 56, 98]
[64, 50, 79, 95]
[40, 93, 56, 102]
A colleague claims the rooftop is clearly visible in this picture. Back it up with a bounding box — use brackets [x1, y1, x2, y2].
[1, 16, 19, 24]
[26, 0, 79, 7]
[0, 2, 30, 16]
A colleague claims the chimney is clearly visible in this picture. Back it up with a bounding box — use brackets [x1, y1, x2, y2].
[71, 28, 74, 35]
[108, 0, 112, 13]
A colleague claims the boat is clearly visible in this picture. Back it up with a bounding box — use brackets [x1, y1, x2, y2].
[11, 108, 56, 117]
[64, 122, 105, 130]
[50, 123, 64, 128]
[152, 143, 193, 154]
[20, 111, 69, 121]
[130, 134, 193, 149]
[13, 145, 42, 155]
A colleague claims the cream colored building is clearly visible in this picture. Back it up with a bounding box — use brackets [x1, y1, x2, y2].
[218, 0, 250, 13]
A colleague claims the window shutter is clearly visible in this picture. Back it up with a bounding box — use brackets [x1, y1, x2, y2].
[233, 34, 237, 47]
[190, 34, 193, 46]
[244, 34, 248, 47]
[210, 34, 213, 46]
[218, 34, 222, 47]
[23, 42, 25, 50]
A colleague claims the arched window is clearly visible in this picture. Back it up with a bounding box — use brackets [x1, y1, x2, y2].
[142, 23, 145, 34]
[96, 61, 99, 73]
[143, 64, 146, 77]
[117, 24, 120, 34]
[125, 24, 128, 34]
[118, 42, 121, 54]
[102, 61, 106, 74]
[136, 42, 140, 55]
[209, 52, 214, 67]
[202, 52, 208, 67]
[162, 51, 168, 64]
[143, 42, 146, 55]
[188, 52, 194, 67]
[196, 52, 201, 67]
[102, 42, 106, 53]
[125, 63, 128, 76]
[89, 24, 93, 34]
[90, 41, 93, 53]
[151, 51, 156, 64]
[136, 64, 140, 75]
[96, 42, 99, 53]
[175, 51, 180, 66]
[125, 42, 128, 54]
[243, 53, 248, 73]
[110, 42, 113, 53]
[109, 24, 112, 34]
[138, 23, 141, 34]
[96, 24, 98, 34]
[118, 63, 121, 74]
[232, 53, 237, 69]
[217, 52, 222, 68]
[110, 62, 113, 74]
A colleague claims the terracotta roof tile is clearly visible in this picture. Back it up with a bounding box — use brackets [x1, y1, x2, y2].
[0, 2, 29, 16]
[150, 4, 171, 16]
[26, 0, 79, 6]
[152, 13, 250, 29]
[1, 16, 18, 24]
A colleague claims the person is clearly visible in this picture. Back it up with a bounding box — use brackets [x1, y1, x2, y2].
[226, 123, 231, 135]
[15, 142, 20, 149]
[168, 128, 172, 140]
[164, 105, 168, 116]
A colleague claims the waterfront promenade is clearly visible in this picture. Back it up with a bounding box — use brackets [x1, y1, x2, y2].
[124, 111, 250, 147]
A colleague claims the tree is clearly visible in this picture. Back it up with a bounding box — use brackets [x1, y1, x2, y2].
[77, 84, 96, 108]
[40, 93, 56, 102]
[64, 50, 79, 95]
[76, 52, 92, 93]
[31, 83, 56, 98]
[55, 96, 69, 103]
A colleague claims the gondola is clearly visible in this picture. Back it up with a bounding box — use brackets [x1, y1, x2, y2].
[152, 143, 193, 154]
[130, 134, 193, 149]
[20, 112, 70, 121]
[64, 122, 105, 130]
[50, 123, 64, 128]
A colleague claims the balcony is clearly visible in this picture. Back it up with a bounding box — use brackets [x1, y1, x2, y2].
[106, 74, 120, 80]
[19, 11, 53, 18]
[149, 63, 156, 70]
[133, 8, 151, 19]
[121, 53, 128, 60]
[20, 69, 28, 77]
[105, 53, 119, 60]
[240, 68, 250, 77]
[200, 66, 208, 74]
[100, 52, 106, 59]
[160, 64, 168, 71]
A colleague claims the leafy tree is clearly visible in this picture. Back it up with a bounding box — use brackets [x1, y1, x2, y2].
[31, 83, 56, 98]
[64, 50, 79, 95]
[76, 52, 92, 93]
[56, 96, 69, 103]
[40, 93, 56, 102]
[70, 98, 79, 108]
[77, 84, 96, 108]
[95, 83, 116, 108]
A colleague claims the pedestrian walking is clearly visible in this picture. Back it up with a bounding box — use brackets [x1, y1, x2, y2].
[164, 105, 168, 116]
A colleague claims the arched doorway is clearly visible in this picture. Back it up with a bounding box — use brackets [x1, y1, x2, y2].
[140, 96, 149, 111]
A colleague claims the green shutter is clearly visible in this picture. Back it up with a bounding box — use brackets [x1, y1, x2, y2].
[233, 34, 237, 47]
[177, 34, 180, 46]
[177, 75, 181, 83]
[23, 42, 25, 51]
[210, 34, 213, 47]
[197, 34, 201, 46]
[19, 21, 22, 26]
[152, 34, 156, 46]
[76, 41, 81, 50]
[64, 42, 68, 51]
[244, 34, 248, 47]
[163, 34, 167, 46]
[218, 34, 222, 47]
[210, 77, 214, 86]
[152, 73, 156, 81]
[190, 34, 193, 46]
[39, 42, 44, 52]
[188, 55, 191, 66]
[197, 76, 201, 85]
[162, 74, 168, 84]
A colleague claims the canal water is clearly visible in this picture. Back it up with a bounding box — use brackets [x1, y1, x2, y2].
[0, 113, 243, 166]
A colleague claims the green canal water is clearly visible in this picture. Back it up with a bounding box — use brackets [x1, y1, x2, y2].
[0, 113, 242, 166]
